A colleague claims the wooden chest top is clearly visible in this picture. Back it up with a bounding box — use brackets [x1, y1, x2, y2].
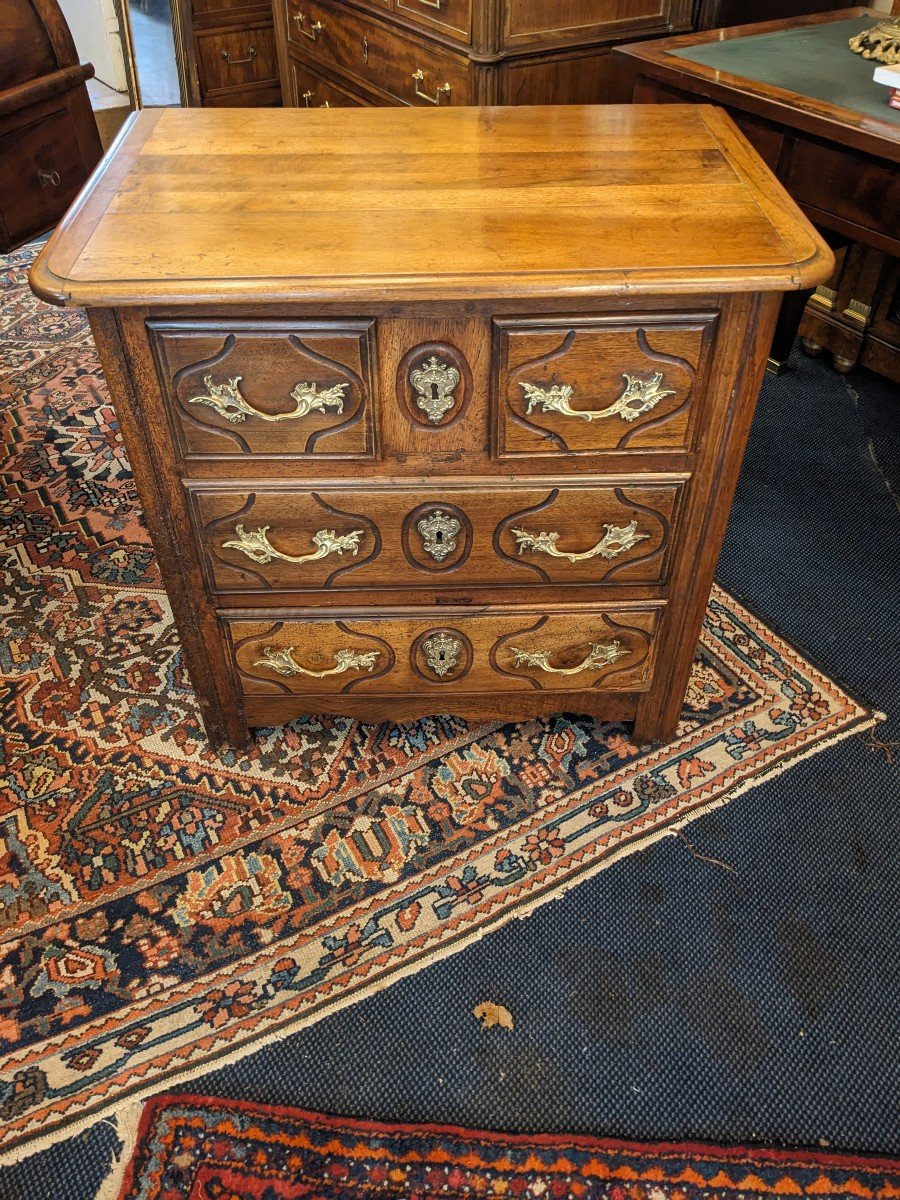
[31, 104, 831, 307]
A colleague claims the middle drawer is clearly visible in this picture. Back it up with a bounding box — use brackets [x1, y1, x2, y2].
[187, 479, 687, 595]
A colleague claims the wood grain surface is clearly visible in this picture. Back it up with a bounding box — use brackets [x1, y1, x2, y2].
[30, 104, 832, 307]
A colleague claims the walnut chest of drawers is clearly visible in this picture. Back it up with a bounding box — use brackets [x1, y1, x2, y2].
[30, 105, 832, 749]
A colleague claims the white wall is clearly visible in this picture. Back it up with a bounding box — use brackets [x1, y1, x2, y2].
[58, 0, 128, 91]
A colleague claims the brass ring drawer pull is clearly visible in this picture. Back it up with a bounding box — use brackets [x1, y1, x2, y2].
[520, 372, 675, 423]
[411, 69, 451, 105]
[223, 524, 364, 566]
[221, 46, 256, 65]
[37, 169, 61, 187]
[511, 520, 648, 563]
[302, 89, 330, 107]
[188, 375, 347, 423]
[509, 640, 625, 675]
[294, 11, 323, 40]
[254, 646, 380, 677]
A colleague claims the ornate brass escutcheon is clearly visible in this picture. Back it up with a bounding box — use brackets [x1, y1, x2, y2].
[508, 639, 624, 675]
[511, 520, 648, 563]
[416, 508, 461, 562]
[223, 524, 364, 566]
[254, 646, 380, 677]
[409, 355, 460, 424]
[519, 372, 674, 423]
[422, 632, 463, 677]
[188, 376, 347, 423]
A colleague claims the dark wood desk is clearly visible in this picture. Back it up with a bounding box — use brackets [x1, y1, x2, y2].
[614, 9, 900, 376]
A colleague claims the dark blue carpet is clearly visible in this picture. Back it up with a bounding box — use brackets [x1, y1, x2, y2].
[2, 346, 898, 1199]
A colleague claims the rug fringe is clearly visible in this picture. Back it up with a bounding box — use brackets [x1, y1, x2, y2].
[91, 1102, 143, 1200]
[0, 709, 878, 1171]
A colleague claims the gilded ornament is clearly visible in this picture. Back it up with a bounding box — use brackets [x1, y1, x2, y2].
[223, 525, 363, 566]
[254, 646, 380, 678]
[509, 640, 624, 676]
[422, 632, 463, 677]
[849, 18, 900, 65]
[519, 372, 675, 423]
[409, 355, 460, 424]
[416, 509, 461, 562]
[511, 520, 648, 563]
[188, 375, 347, 423]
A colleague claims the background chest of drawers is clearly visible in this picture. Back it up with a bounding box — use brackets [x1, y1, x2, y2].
[273, 0, 698, 109]
[0, 0, 102, 251]
[177, 0, 283, 106]
[270, 0, 856, 111]
[31, 105, 831, 750]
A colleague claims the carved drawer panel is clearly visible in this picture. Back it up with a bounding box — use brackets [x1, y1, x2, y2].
[150, 320, 376, 460]
[189, 480, 686, 595]
[285, 0, 471, 106]
[494, 313, 718, 459]
[228, 605, 662, 696]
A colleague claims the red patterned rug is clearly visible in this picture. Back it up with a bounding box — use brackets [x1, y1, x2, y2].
[112, 1094, 900, 1200]
[0, 243, 877, 1163]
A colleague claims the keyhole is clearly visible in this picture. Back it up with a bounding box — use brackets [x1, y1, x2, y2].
[435, 530, 443, 545]
[430, 382, 440, 400]
[438, 650, 446, 664]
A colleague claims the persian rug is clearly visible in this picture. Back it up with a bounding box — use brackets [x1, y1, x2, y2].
[0, 242, 876, 1164]
[112, 1094, 900, 1200]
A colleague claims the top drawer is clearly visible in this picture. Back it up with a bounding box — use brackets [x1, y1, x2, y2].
[493, 313, 718, 459]
[394, 0, 473, 44]
[502, 0, 689, 48]
[286, 0, 471, 106]
[150, 319, 377, 461]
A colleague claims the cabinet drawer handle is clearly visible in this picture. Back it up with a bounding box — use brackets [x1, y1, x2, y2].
[511, 520, 649, 563]
[294, 11, 323, 40]
[37, 169, 61, 187]
[362, 35, 368, 63]
[520, 372, 675, 423]
[411, 68, 451, 104]
[302, 89, 330, 107]
[509, 640, 625, 676]
[221, 45, 256, 65]
[188, 375, 347, 423]
[223, 524, 363, 566]
[254, 646, 380, 678]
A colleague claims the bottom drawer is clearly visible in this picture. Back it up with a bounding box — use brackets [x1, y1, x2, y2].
[227, 605, 662, 697]
[290, 59, 371, 109]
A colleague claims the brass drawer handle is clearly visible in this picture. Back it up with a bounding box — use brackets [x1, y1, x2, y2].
[509, 640, 625, 676]
[362, 35, 368, 63]
[223, 524, 363, 565]
[520, 372, 675, 423]
[302, 89, 330, 107]
[37, 169, 61, 187]
[188, 375, 347, 423]
[511, 520, 648, 563]
[221, 45, 256, 65]
[411, 68, 451, 105]
[254, 646, 380, 677]
[294, 11, 323, 40]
